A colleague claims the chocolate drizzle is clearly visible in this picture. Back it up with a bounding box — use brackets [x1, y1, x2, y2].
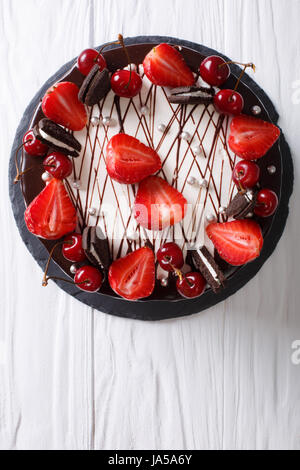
[114, 95, 124, 133]
[53, 71, 237, 262]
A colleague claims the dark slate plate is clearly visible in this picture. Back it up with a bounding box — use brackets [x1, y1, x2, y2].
[9, 36, 293, 321]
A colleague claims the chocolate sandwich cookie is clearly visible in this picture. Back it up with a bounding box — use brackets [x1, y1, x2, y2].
[167, 86, 215, 105]
[34, 118, 81, 157]
[82, 226, 111, 275]
[226, 190, 257, 219]
[78, 65, 111, 106]
[191, 246, 225, 293]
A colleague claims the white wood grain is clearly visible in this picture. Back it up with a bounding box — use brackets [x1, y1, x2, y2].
[0, 0, 299, 450]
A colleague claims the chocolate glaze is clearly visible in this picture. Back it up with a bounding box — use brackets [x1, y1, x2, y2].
[18, 42, 282, 302]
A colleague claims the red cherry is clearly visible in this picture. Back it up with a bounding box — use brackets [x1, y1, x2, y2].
[62, 233, 86, 262]
[111, 70, 142, 98]
[23, 130, 48, 156]
[199, 55, 230, 86]
[232, 160, 260, 189]
[157, 242, 184, 272]
[43, 152, 73, 180]
[74, 265, 103, 292]
[214, 89, 244, 115]
[176, 272, 206, 299]
[254, 189, 278, 217]
[77, 48, 107, 76]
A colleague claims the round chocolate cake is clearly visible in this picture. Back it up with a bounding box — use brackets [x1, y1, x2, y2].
[9, 36, 293, 320]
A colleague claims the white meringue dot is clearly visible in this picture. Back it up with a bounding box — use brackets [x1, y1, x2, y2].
[199, 178, 208, 188]
[206, 213, 216, 223]
[72, 180, 81, 190]
[251, 105, 261, 115]
[140, 105, 150, 115]
[187, 176, 196, 186]
[267, 165, 276, 175]
[180, 131, 191, 142]
[192, 144, 202, 155]
[102, 116, 116, 127]
[88, 207, 96, 216]
[70, 264, 78, 274]
[157, 123, 167, 133]
[91, 116, 100, 126]
[41, 171, 51, 183]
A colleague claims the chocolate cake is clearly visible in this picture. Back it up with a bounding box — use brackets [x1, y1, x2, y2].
[9, 36, 293, 320]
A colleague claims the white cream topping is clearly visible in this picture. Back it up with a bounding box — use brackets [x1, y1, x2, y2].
[68, 71, 237, 259]
[177, 90, 211, 98]
[39, 128, 75, 152]
[196, 248, 221, 285]
[89, 244, 103, 267]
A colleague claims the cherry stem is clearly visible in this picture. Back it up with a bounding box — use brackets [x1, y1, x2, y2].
[42, 240, 73, 287]
[97, 34, 132, 89]
[219, 60, 256, 71]
[172, 266, 183, 281]
[98, 39, 121, 56]
[170, 265, 193, 288]
[164, 257, 184, 281]
[43, 276, 89, 287]
[233, 63, 255, 92]
[219, 60, 256, 102]
[237, 172, 246, 194]
[14, 141, 59, 184]
[117, 34, 132, 89]
[14, 140, 33, 184]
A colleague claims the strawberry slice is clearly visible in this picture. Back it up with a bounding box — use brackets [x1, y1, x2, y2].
[106, 134, 162, 184]
[206, 219, 263, 266]
[143, 43, 195, 87]
[228, 115, 280, 160]
[24, 178, 77, 240]
[108, 247, 155, 300]
[42, 82, 87, 131]
[134, 175, 187, 230]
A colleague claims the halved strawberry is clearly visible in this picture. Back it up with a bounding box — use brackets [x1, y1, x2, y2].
[24, 178, 77, 240]
[228, 115, 280, 160]
[206, 219, 263, 266]
[106, 134, 162, 184]
[143, 43, 195, 87]
[108, 247, 155, 300]
[134, 175, 187, 230]
[42, 82, 87, 131]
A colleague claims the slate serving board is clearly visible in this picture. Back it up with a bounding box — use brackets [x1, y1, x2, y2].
[9, 36, 293, 321]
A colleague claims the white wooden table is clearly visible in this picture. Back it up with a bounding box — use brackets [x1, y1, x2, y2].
[1, 0, 299, 450]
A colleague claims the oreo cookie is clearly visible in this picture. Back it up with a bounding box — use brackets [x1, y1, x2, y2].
[167, 86, 215, 105]
[34, 118, 81, 157]
[191, 246, 225, 293]
[82, 226, 111, 275]
[226, 190, 257, 219]
[78, 66, 111, 106]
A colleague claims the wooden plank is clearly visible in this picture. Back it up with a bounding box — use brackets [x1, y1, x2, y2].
[0, 0, 95, 450]
[0, 0, 299, 450]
